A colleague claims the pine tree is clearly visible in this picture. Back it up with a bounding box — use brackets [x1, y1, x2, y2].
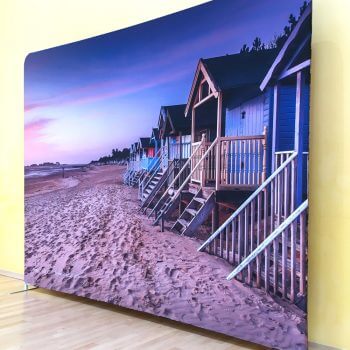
[240, 43, 250, 53]
[251, 37, 263, 52]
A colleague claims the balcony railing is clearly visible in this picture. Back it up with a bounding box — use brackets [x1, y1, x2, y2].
[190, 130, 267, 190]
[128, 160, 141, 172]
[275, 150, 309, 193]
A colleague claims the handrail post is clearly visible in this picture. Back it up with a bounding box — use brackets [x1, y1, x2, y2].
[215, 137, 221, 191]
[262, 126, 267, 182]
[200, 133, 207, 187]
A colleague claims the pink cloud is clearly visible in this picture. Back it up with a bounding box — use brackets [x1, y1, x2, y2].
[25, 118, 57, 165]
[24, 118, 52, 139]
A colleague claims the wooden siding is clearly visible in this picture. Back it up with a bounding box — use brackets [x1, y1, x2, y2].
[264, 87, 274, 176]
[168, 135, 191, 160]
[275, 84, 310, 153]
[275, 85, 297, 152]
[302, 84, 310, 152]
[225, 94, 266, 137]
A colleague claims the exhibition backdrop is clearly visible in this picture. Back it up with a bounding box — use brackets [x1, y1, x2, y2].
[24, 2, 312, 348]
[2, 1, 346, 346]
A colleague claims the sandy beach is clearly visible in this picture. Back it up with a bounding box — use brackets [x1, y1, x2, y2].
[25, 166, 307, 349]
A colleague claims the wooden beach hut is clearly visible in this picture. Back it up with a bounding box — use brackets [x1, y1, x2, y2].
[139, 104, 192, 211]
[147, 4, 311, 306]
[137, 130, 162, 199]
[139, 137, 155, 171]
[159, 104, 192, 177]
[124, 137, 153, 186]
[149, 49, 277, 234]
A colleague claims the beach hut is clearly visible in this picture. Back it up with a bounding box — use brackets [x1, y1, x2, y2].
[140, 104, 192, 212]
[139, 137, 154, 171]
[123, 142, 135, 184]
[198, 4, 311, 305]
[260, 4, 311, 206]
[137, 132, 163, 199]
[123, 141, 143, 186]
[159, 104, 192, 168]
[149, 49, 278, 234]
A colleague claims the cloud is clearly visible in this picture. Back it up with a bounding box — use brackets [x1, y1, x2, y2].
[24, 118, 53, 139]
[24, 67, 191, 113]
[24, 19, 245, 115]
[25, 118, 57, 165]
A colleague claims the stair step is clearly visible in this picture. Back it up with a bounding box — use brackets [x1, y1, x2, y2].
[185, 208, 197, 216]
[193, 197, 206, 204]
[178, 219, 189, 228]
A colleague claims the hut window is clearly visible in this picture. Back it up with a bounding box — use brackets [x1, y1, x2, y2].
[241, 111, 246, 119]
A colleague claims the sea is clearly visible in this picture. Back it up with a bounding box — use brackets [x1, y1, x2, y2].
[24, 165, 88, 178]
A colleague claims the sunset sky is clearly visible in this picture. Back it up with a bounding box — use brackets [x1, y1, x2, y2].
[24, 0, 303, 165]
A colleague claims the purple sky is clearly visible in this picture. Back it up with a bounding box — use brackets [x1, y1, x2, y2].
[24, 0, 304, 165]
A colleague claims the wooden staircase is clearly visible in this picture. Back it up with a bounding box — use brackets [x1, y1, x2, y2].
[141, 159, 181, 212]
[123, 169, 132, 185]
[198, 152, 308, 305]
[148, 136, 213, 227]
[141, 170, 164, 201]
[141, 170, 166, 210]
[172, 190, 215, 237]
[128, 170, 144, 187]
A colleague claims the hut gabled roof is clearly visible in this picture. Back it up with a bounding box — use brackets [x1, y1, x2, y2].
[160, 104, 191, 137]
[151, 127, 160, 140]
[139, 137, 151, 149]
[203, 49, 277, 91]
[260, 3, 311, 90]
[130, 142, 139, 153]
[185, 49, 277, 116]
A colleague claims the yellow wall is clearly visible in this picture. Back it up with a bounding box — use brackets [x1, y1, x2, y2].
[308, 1, 350, 348]
[0, 1, 349, 349]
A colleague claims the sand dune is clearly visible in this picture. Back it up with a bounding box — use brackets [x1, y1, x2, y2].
[25, 165, 307, 349]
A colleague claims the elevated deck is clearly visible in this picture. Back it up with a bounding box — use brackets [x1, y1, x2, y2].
[190, 133, 267, 192]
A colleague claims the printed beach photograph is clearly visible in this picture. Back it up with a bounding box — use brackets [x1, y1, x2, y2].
[24, 1, 311, 349]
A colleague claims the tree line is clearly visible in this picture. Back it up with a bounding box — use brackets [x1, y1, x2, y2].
[91, 148, 130, 164]
[240, 1, 309, 53]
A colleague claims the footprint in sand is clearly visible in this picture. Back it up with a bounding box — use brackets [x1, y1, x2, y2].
[63, 277, 74, 288]
[165, 267, 179, 278]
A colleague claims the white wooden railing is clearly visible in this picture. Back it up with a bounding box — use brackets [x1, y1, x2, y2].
[149, 135, 213, 218]
[217, 132, 267, 188]
[190, 129, 267, 189]
[191, 141, 214, 184]
[128, 159, 141, 172]
[198, 152, 306, 302]
[227, 199, 308, 302]
[275, 150, 309, 193]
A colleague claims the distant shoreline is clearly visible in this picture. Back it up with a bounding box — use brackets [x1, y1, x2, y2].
[24, 164, 125, 198]
[24, 164, 90, 179]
